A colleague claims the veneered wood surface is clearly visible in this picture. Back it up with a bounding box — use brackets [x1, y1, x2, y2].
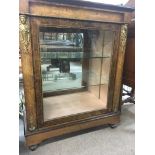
[112, 25, 127, 112]
[20, 15, 37, 131]
[29, 2, 124, 23]
[25, 114, 120, 146]
[123, 22, 135, 88]
[21, 52, 37, 130]
[19, 0, 29, 13]
[123, 38, 135, 87]
[30, 18, 44, 127]
[106, 31, 119, 111]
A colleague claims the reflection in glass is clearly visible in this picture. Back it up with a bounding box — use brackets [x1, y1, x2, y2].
[39, 28, 114, 121]
[40, 32, 84, 92]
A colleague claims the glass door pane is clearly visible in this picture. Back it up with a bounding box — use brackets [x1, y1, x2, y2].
[39, 27, 114, 121]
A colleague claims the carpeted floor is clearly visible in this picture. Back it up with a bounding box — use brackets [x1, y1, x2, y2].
[19, 103, 135, 155]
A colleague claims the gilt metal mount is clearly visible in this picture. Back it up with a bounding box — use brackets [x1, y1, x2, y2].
[120, 24, 128, 53]
[19, 15, 31, 53]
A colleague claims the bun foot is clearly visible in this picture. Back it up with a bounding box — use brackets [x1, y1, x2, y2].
[29, 144, 38, 151]
[109, 123, 119, 129]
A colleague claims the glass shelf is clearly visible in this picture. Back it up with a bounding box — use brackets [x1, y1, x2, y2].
[40, 52, 111, 59]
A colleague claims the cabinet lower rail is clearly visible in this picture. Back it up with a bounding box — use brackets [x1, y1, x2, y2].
[25, 112, 120, 148]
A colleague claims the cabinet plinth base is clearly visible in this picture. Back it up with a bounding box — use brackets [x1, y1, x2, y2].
[25, 113, 120, 148]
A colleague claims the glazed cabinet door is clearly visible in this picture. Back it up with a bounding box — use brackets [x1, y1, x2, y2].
[29, 17, 127, 129]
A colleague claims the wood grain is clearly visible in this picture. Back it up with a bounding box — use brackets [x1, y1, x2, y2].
[29, 2, 124, 23]
[112, 25, 128, 112]
[20, 15, 37, 131]
[25, 113, 120, 146]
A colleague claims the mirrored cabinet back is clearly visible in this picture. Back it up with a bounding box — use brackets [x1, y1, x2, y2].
[19, 0, 134, 150]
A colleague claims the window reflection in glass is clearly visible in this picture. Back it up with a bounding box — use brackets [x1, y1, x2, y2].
[40, 32, 84, 92]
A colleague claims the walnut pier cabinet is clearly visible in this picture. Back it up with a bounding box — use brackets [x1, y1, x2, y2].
[19, 0, 134, 150]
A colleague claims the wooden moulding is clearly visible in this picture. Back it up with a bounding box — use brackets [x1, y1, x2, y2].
[25, 112, 120, 146]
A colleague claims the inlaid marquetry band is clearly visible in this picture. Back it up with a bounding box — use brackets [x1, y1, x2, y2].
[19, 15, 31, 53]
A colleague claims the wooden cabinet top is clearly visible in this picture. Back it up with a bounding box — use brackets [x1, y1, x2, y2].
[20, 0, 134, 24]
